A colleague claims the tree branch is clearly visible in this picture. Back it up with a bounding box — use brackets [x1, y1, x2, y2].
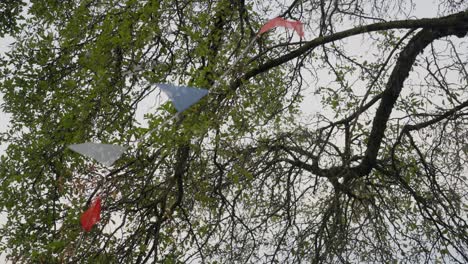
[356, 26, 468, 176]
[230, 10, 468, 90]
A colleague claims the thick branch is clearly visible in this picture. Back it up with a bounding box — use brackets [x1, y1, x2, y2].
[230, 10, 468, 89]
[355, 26, 468, 176]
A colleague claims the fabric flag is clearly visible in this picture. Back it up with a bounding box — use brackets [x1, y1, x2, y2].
[258, 17, 304, 38]
[80, 196, 101, 232]
[68, 143, 127, 166]
[158, 83, 209, 112]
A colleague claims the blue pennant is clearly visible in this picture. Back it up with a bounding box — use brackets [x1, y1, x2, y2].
[158, 83, 209, 112]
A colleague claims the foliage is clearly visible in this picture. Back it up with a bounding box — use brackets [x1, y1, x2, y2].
[0, 0, 25, 37]
[0, 0, 468, 263]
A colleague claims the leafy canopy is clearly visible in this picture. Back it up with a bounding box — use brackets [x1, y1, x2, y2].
[0, 0, 468, 263]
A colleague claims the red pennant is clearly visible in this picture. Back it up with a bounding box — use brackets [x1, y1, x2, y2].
[258, 17, 304, 38]
[80, 196, 101, 232]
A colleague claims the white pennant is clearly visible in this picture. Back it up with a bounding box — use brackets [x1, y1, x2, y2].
[69, 143, 127, 166]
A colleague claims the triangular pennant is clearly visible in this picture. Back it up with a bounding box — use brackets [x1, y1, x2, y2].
[68, 143, 127, 166]
[258, 17, 304, 38]
[80, 196, 101, 232]
[158, 83, 209, 112]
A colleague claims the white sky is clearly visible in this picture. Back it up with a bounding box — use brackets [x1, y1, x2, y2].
[0, 0, 463, 262]
[0, 36, 13, 155]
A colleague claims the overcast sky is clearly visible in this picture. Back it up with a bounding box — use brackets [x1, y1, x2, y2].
[0, 0, 457, 262]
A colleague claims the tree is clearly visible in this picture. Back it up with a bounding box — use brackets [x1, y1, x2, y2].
[0, 0, 467, 262]
[0, 0, 25, 37]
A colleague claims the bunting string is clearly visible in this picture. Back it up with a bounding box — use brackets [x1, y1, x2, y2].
[68, 15, 305, 233]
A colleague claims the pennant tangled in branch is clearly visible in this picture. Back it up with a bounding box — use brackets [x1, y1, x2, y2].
[68, 17, 304, 233]
[80, 196, 102, 232]
[158, 83, 209, 113]
[66, 16, 303, 166]
[67, 85, 209, 166]
[258, 17, 304, 38]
